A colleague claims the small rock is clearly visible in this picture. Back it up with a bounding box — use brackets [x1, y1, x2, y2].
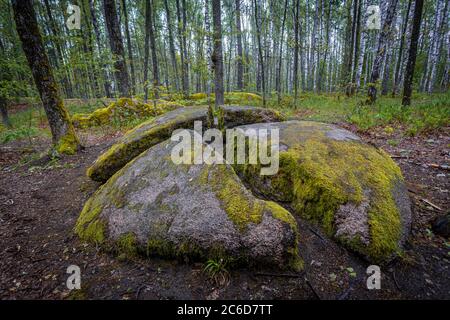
[431, 214, 450, 238]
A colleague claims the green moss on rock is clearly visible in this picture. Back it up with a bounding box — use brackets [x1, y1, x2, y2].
[235, 122, 408, 263]
[71, 98, 182, 129]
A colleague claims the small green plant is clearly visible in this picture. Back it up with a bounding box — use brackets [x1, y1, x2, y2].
[387, 139, 399, 147]
[203, 258, 230, 286]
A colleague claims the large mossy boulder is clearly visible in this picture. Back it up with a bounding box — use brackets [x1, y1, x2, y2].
[87, 106, 285, 182]
[233, 121, 412, 263]
[76, 137, 302, 270]
[71, 98, 182, 129]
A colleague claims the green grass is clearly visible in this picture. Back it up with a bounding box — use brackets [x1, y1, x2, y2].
[0, 106, 50, 144]
[1, 92, 448, 145]
[346, 92, 449, 135]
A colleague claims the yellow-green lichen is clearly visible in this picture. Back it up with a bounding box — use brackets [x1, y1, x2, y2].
[265, 201, 303, 271]
[265, 201, 298, 232]
[210, 166, 264, 231]
[189, 93, 208, 100]
[74, 197, 105, 244]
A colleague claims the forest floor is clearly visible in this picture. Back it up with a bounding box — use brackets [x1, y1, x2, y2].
[0, 96, 449, 300]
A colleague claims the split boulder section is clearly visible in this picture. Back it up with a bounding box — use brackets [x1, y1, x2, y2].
[76, 106, 412, 269]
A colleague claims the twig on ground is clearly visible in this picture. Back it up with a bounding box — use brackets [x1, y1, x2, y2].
[420, 198, 443, 211]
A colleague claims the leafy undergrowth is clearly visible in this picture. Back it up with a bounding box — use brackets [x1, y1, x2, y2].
[1, 91, 448, 145]
[347, 92, 450, 136]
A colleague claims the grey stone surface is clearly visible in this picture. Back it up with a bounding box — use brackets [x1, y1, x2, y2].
[78, 136, 300, 269]
[88, 106, 285, 183]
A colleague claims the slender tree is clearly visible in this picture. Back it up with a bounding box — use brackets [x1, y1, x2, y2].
[293, 0, 300, 103]
[148, 0, 160, 99]
[392, 0, 412, 96]
[121, 0, 136, 94]
[402, 0, 425, 106]
[89, 0, 112, 98]
[163, 0, 180, 91]
[143, 0, 151, 101]
[235, 0, 244, 91]
[103, 0, 131, 97]
[276, 0, 289, 102]
[212, 0, 224, 108]
[367, 0, 399, 104]
[253, 0, 266, 107]
[176, 0, 190, 97]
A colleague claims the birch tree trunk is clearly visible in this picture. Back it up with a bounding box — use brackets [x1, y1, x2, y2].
[392, 0, 412, 95]
[355, 0, 367, 90]
[367, 0, 399, 104]
[426, 0, 448, 93]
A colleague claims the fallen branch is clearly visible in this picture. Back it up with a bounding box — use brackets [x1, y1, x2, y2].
[420, 198, 443, 211]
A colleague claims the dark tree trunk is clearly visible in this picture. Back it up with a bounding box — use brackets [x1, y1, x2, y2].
[402, 0, 425, 106]
[235, 0, 244, 91]
[12, 0, 80, 154]
[103, 0, 131, 97]
[392, 0, 412, 96]
[367, 0, 399, 104]
[121, 0, 136, 94]
[212, 0, 224, 107]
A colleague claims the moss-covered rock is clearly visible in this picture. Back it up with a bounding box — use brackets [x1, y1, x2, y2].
[71, 98, 182, 129]
[87, 106, 286, 183]
[76, 136, 301, 270]
[186, 92, 263, 106]
[233, 120, 412, 263]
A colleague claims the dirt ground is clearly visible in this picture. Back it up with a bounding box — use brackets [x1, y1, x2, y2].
[0, 123, 449, 300]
